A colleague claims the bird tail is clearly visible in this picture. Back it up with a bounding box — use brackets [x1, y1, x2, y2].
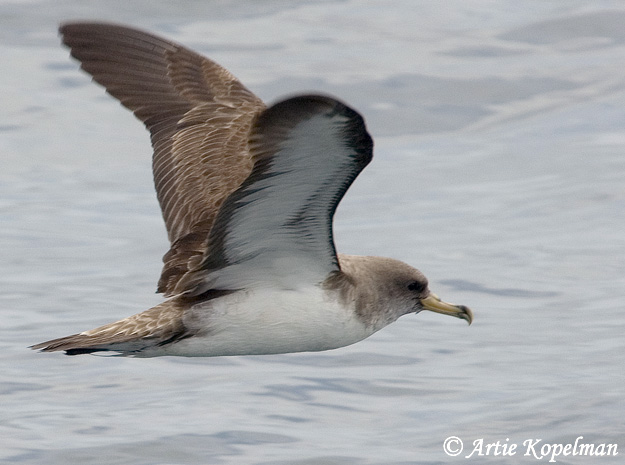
[30, 300, 188, 356]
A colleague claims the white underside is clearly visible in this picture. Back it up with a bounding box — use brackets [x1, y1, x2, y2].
[139, 285, 374, 357]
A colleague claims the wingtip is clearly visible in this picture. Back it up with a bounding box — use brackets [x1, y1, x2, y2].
[253, 93, 373, 166]
[58, 21, 91, 37]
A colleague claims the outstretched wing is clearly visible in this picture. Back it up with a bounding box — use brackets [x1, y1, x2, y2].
[173, 95, 373, 296]
[59, 22, 265, 294]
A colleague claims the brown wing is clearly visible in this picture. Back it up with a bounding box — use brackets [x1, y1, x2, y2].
[60, 22, 265, 294]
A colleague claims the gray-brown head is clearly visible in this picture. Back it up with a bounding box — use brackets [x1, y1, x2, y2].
[329, 254, 473, 331]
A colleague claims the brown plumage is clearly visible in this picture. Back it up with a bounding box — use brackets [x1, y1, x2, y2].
[60, 23, 265, 295]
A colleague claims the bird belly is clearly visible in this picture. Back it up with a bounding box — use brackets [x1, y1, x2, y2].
[143, 286, 372, 357]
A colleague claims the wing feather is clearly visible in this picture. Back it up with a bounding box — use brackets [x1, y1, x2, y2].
[59, 22, 265, 294]
[173, 95, 373, 296]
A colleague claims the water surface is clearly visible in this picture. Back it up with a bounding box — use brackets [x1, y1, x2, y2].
[2, 1, 624, 464]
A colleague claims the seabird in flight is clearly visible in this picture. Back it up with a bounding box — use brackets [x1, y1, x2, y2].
[32, 23, 472, 357]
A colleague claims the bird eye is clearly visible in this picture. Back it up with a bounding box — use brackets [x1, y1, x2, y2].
[407, 281, 426, 293]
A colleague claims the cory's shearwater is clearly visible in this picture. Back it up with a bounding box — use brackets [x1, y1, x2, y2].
[32, 23, 472, 357]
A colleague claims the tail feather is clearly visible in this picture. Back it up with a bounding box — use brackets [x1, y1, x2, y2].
[30, 333, 144, 355]
[31, 300, 188, 356]
[31, 334, 102, 354]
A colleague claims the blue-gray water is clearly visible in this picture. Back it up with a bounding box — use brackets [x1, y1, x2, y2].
[2, 1, 624, 464]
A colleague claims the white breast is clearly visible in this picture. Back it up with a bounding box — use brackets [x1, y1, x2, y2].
[144, 285, 373, 357]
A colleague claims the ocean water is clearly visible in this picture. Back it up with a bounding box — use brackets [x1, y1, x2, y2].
[1, 1, 624, 464]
